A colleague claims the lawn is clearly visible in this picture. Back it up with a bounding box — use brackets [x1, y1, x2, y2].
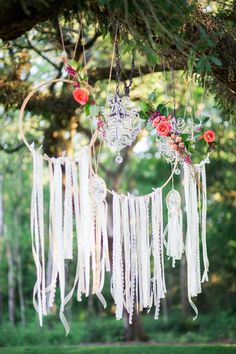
[0, 345, 236, 354]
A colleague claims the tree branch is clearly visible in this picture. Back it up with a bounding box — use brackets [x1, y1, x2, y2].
[0, 143, 25, 153]
[26, 35, 60, 70]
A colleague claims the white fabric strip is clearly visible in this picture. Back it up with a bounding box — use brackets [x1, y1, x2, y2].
[78, 147, 92, 297]
[31, 149, 46, 326]
[111, 193, 124, 320]
[184, 163, 201, 320]
[63, 159, 73, 260]
[151, 188, 166, 319]
[200, 163, 209, 282]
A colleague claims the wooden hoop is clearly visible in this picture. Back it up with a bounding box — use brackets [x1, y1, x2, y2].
[18, 78, 98, 153]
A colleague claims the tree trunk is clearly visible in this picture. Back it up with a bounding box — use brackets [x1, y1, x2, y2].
[6, 238, 16, 325]
[124, 311, 149, 342]
[13, 164, 26, 325]
[0, 175, 4, 322]
[14, 208, 26, 325]
[180, 255, 189, 315]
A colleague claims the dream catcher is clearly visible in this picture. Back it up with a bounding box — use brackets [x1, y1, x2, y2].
[100, 30, 141, 163]
[18, 22, 214, 333]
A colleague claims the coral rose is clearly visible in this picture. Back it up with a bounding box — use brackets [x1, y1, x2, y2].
[156, 121, 172, 136]
[203, 130, 215, 143]
[73, 87, 89, 105]
[152, 117, 160, 126]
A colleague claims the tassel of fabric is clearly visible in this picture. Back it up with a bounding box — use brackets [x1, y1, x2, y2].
[151, 188, 166, 319]
[129, 195, 138, 323]
[78, 147, 92, 298]
[93, 200, 110, 308]
[53, 159, 67, 330]
[61, 159, 81, 336]
[200, 163, 209, 282]
[184, 163, 201, 320]
[166, 190, 184, 267]
[111, 193, 124, 320]
[63, 158, 73, 260]
[47, 159, 58, 308]
[31, 149, 46, 326]
[121, 197, 131, 317]
[137, 197, 150, 311]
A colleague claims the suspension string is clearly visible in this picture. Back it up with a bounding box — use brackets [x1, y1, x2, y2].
[80, 21, 88, 80]
[163, 57, 169, 116]
[171, 64, 178, 134]
[115, 29, 121, 96]
[188, 76, 196, 142]
[58, 18, 67, 60]
[106, 22, 119, 103]
[72, 23, 82, 60]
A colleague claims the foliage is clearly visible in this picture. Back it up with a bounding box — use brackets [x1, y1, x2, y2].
[1, 345, 236, 354]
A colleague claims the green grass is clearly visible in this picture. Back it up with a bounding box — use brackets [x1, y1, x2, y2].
[0, 345, 236, 354]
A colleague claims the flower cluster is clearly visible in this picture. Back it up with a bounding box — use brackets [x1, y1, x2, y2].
[149, 110, 215, 164]
[65, 61, 91, 106]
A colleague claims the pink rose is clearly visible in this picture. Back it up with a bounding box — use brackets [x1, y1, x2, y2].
[73, 87, 89, 105]
[152, 117, 160, 127]
[203, 130, 215, 143]
[156, 121, 172, 136]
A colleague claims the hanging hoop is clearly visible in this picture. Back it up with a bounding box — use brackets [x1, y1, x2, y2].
[18, 78, 98, 154]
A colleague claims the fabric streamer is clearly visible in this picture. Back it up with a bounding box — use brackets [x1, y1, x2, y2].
[30, 145, 110, 334]
[184, 163, 201, 320]
[111, 188, 166, 323]
[166, 189, 184, 267]
[29, 140, 209, 331]
[31, 147, 47, 326]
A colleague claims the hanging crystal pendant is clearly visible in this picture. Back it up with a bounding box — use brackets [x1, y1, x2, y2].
[101, 94, 141, 162]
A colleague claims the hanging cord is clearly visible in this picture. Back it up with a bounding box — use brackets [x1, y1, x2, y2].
[114, 23, 135, 97]
[171, 64, 178, 132]
[80, 20, 88, 81]
[58, 18, 67, 60]
[72, 22, 82, 60]
[124, 56, 135, 97]
[115, 31, 122, 96]
[163, 56, 169, 116]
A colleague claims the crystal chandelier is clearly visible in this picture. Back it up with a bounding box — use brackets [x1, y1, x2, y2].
[101, 31, 141, 163]
[102, 94, 141, 163]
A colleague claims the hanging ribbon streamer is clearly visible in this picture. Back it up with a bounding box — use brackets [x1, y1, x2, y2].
[31, 147, 47, 326]
[184, 163, 201, 320]
[166, 189, 184, 267]
[111, 188, 166, 323]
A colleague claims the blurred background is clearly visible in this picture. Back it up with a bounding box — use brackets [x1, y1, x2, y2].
[0, 0, 236, 349]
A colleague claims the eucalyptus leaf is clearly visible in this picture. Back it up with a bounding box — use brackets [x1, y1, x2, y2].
[148, 90, 157, 102]
[210, 56, 222, 67]
[89, 104, 100, 116]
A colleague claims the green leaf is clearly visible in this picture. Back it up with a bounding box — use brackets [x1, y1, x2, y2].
[140, 111, 149, 120]
[69, 59, 79, 69]
[139, 101, 150, 113]
[156, 104, 167, 115]
[209, 56, 222, 67]
[84, 103, 91, 116]
[181, 133, 190, 142]
[89, 104, 100, 116]
[148, 90, 157, 102]
[201, 116, 210, 124]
